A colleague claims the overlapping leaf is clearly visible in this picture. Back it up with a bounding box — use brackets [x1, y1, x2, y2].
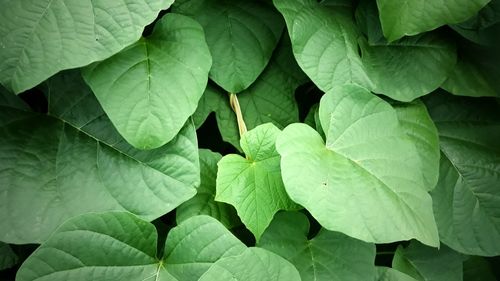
[0, 71, 199, 244]
[216, 123, 297, 240]
[376, 267, 420, 281]
[376, 0, 491, 41]
[274, 0, 373, 92]
[392, 241, 463, 281]
[425, 93, 500, 256]
[16, 213, 246, 281]
[0, 0, 172, 93]
[199, 248, 301, 281]
[277, 85, 439, 246]
[173, 0, 284, 93]
[450, 0, 500, 46]
[259, 212, 376, 281]
[357, 1, 456, 102]
[83, 13, 211, 149]
[176, 149, 240, 229]
[0, 242, 18, 270]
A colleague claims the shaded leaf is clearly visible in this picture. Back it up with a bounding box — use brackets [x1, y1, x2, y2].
[83, 13, 211, 149]
[0, 242, 18, 270]
[463, 256, 496, 281]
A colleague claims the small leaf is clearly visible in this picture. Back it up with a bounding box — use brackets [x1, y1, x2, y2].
[16, 213, 246, 281]
[376, 267, 420, 281]
[259, 212, 376, 281]
[0, 71, 199, 244]
[376, 0, 491, 41]
[173, 0, 284, 93]
[357, 1, 457, 102]
[83, 13, 211, 149]
[216, 123, 297, 240]
[176, 149, 240, 229]
[392, 241, 463, 281]
[274, 0, 373, 92]
[424, 93, 500, 256]
[277, 85, 439, 246]
[198, 248, 301, 281]
[0, 0, 173, 93]
[0, 242, 18, 270]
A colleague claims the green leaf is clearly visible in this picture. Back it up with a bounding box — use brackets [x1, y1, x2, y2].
[259, 211, 376, 281]
[441, 52, 499, 97]
[450, 0, 500, 46]
[194, 37, 307, 150]
[216, 123, 297, 240]
[392, 241, 463, 281]
[173, 0, 284, 93]
[83, 13, 211, 150]
[376, 267, 420, 281]
[357, 1, 457, 102]
[424, 93, 500, 256]
[0, 242, 18, 270]
[176, 149, 240, 229]
[393, 100, 440, 191]
[0, 71, 199, 244]
[199, 247, 301, 281]
[0, 0, 172, 94]
[16, 213, 246, 281]
[274, 0, 373, 92]
[376, 0, 491, 41]
[277, 85, 439, 246]
[463, 256, 496, 281]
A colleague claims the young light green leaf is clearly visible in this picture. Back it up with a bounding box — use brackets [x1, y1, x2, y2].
[392, 241, 463, 281]
[277, 85, 439, 246]
[0, 0, 172, 94]
[274, 0, 373, 92]
[259, 212, 376, 281]
[425, 93, 500, 256]
[176, 149, 240, 229]
[173, 0, 283, 93]
[357, 1, 456, 102]
[216, 123, 298, 240]
[16, 213, 246, 281]
[376, 267, 420, 281]
[83, 13, 211, 150]
[394, 100, 440, 191]
[0, 71, 199, 244]
[376, 0, 491, 41]
[199, 247, 301, 281]
[194, 37, 307, 151]
[0, 242, 18, 270]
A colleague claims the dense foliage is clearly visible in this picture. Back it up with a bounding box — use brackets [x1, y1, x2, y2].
[1, 0, 499, 280]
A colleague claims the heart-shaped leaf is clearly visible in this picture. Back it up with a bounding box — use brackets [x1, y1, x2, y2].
[0, 0, 172, 93]
[83, 13, 211, 149]
[259, 211, 376, 281]
[0, 71, 199, 244]
[276, 85, 439, 246]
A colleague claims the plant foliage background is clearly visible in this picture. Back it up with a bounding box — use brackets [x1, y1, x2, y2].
[0, 0, 499, 280]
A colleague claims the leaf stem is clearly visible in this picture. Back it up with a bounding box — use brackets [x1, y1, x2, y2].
[229, 93, 247, 137]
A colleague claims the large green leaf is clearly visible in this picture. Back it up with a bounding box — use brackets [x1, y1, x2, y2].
[376, 267, 420, 281]
[274, 0, 373, 92]
[199, 247, 301, 281]
[392, 241, 463, 281]
[259, 211, 376, 281]
[376, 0, 491, 41]
[216, 123, 297, 240]
[0, 71, 199, 244]
[0, 0, 172, 94]
[425, 93, 500, 256]
[276, 85, 439, 246]
[16, 213, 246, 281]
[193, 37, 307, 150]
[394, 100, 440, 191]
[176, 149, 240, 229]
[357, 1, 456, 102]
[173, 0, 283, 93]
[0, 242, 18, 270]
[83, 13, 211, 150]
